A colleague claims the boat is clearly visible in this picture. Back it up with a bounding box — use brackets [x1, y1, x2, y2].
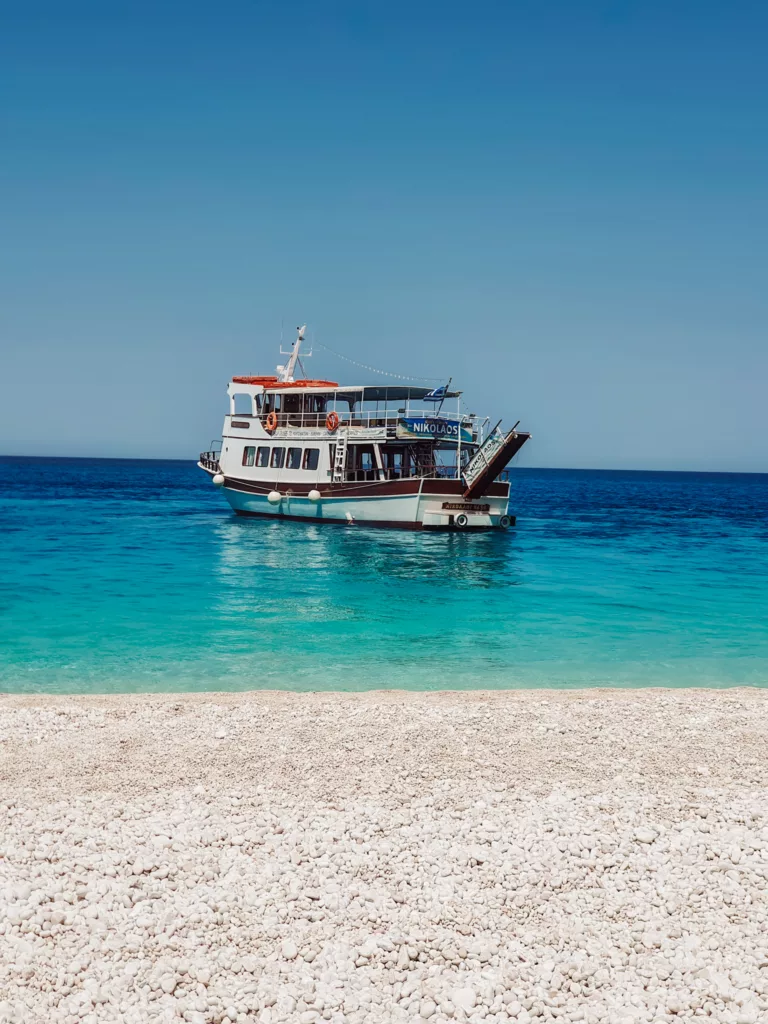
[198, 326, 530, 530]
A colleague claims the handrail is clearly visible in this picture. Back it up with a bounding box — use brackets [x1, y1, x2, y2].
[344, 465, 461, 482]
[199, 451, 221, 472]
[229, 409, 478, 436]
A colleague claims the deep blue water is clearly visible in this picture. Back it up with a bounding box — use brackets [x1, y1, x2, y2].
[1, 457, 766, 693]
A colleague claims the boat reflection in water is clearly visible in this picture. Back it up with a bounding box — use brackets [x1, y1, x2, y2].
[209, 514, 527, 689]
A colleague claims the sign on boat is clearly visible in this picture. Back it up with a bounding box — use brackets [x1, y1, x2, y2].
[396, 417, 474, 444]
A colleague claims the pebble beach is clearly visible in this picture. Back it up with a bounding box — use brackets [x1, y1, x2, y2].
[1, 689, 768, 1024]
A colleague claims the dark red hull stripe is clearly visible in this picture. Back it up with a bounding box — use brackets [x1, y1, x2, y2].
[222, 476, 509, 499]
[223, 477, 417, 497]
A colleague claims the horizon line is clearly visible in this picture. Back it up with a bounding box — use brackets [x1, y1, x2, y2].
[0, 453, 765, 477]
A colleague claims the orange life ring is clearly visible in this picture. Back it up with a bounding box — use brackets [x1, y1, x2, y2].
[265, 411, 278, 432]
[326, 411, 340, 432]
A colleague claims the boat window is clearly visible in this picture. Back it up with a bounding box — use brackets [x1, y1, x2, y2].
[256, 446, 270, 468]
[283, 395, 302, 414]
[286, 447, 302, 470]
[383, 447, 405, 478]
[334, 392, 360, 411]
[263, 393, 282, 414]
[305, 394, 330, 413]
[270, 447, 285, 469]
[347, 444, 377, 480]
[233, 393, 253, 416]
[254, 394, 263, 414]
[303, 448, 320, 470]
[242, 446, 256, 467]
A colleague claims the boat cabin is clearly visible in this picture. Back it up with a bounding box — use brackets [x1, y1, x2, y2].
[218, 378, 481, 485]
[229, 380, 467, 432]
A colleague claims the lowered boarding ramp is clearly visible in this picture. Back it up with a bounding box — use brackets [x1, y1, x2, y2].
[462, 422, 531, 500]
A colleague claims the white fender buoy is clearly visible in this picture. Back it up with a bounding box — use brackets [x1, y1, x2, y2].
[308, 489, 321, 503]
[267, 490, 282, 505]
[212, 473, 225, 487]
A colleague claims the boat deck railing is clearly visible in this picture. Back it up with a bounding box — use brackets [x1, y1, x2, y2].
[230, 409, 477, 436]
[199, 451, 221, 473]
[343, 464, 460, 482]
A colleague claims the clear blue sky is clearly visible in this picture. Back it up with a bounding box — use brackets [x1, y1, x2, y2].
[1, 1, 766, 469]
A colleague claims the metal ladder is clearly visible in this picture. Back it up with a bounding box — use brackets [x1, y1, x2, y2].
[332, 430, 349, 483]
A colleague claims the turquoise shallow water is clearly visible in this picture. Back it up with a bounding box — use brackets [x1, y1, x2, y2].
[1, 457, 767, 692]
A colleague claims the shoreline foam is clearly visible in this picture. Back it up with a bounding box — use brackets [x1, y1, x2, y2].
[2, 689, 767, 1022]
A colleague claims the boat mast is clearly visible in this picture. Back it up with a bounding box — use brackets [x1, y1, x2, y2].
[277, 324, 307, 382]
[456, 392, 462, 479]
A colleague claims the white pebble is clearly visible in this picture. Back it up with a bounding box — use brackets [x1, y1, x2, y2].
[452, 988, 477, 1013]
[635, 827, 658, 844]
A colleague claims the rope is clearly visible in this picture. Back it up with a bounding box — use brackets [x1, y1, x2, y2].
[313, 341, 445, 383]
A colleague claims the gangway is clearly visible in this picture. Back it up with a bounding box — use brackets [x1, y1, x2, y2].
[462, 421, 530, 499]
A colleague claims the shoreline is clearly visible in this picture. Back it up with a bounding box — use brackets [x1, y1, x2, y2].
[2, 686, 767, 795]
[2, 689, 768, 1022]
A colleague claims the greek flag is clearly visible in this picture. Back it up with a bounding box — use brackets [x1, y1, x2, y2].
[423, 384, 449, 402]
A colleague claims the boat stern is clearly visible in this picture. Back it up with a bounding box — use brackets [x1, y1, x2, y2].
[420, 497, 514, 530]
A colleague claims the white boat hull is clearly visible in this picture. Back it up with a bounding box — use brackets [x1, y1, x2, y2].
[203, 470, 513, 530]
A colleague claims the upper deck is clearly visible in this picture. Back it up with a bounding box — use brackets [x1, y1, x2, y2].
[226, 379, 479, 444]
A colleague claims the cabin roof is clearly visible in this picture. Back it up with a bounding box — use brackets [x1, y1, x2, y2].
[356, 386, 461, 401]
[231, 377, 339, 389]
[230, 378, 461, 401]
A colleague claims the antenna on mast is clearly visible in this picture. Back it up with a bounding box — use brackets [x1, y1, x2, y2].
[277, 323, 310, 382]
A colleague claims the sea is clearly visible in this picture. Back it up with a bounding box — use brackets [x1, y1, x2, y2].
[1, 456, 766, 693]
